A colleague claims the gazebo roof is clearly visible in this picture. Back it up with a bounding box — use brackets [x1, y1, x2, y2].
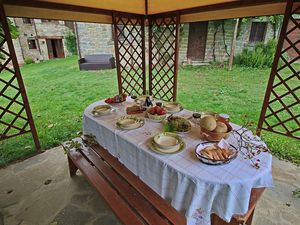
[3, 0, 300, 23]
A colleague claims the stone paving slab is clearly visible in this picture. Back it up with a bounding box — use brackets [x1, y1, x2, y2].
[0, 146, 299, 225]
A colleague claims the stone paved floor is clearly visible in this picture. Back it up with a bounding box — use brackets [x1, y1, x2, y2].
[0, 146, 299, 225]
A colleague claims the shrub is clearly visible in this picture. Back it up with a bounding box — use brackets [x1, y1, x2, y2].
[65, 31, 77, 55]
[24, 57, 34, 64]
[235, 39, 279, 68]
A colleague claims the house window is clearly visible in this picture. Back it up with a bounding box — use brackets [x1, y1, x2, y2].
[249, 22, 267, 43]
[22, 18, 32, 24]
[28, 39, 37, 49]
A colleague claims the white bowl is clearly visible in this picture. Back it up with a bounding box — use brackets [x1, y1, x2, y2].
[147, 110, 167, 122]
[117, 118, 140, 129]
[92, 105, 112, 116]
[164, 102, 181, 112]
[153, 132, 180, 149]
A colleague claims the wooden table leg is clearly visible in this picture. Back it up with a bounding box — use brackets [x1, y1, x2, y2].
[68, 155, 78, 177]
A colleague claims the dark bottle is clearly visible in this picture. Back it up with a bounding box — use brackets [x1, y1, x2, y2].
[145, 96, 153, 107]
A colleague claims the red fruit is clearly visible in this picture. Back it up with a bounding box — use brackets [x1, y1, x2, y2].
[148, 108, 155, 115]
[156, 108, 165, 115]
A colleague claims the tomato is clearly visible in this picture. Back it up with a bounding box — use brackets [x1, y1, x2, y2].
[148, 108, 156, 115]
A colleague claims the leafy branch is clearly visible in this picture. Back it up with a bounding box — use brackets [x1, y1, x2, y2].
[0, 18, 20, 61]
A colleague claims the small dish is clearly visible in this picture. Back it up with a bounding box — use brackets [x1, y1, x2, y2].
[164, 102, 182, 113]
[149, 138, 185, 154]
[116, 116, 144, 130]
[195, 142, 238, 165]
[165, 116, 192, 133]
[147, 112, 167, 122]
[153, 132, 180, 149]
[91, 105, 112, 116]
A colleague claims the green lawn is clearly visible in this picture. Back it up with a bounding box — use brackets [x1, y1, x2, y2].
[0, 56, 299, 167]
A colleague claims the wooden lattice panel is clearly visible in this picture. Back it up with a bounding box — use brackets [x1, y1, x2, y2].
[0, 5, 40, 149]
[257, 0, 300, 140]
[113, 13, 146, 96]
[149, 14, 180, 102]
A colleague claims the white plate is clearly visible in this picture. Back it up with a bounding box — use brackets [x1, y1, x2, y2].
[164, 102, 182, 112]
[149, 138, 185, 154]
[91, 105, 112, 116]
[153, 132, 180, 149]
[116, 116, 144, 130]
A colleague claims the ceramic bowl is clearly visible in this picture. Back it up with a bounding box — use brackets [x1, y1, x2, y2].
[118, 117, 139, 129]
[147, 110, 167, 122]
[164, 102, 181, 112]
[92, 105, 112, 116]
[153, 132, 180, 150]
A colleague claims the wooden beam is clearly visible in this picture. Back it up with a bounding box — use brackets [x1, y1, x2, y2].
[3, 0, 111, 15]
[152, 0, 286, 17]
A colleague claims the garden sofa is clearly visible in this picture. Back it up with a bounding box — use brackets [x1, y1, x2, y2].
[78, 54, 116, 70]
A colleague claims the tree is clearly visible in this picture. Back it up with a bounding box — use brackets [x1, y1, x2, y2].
[64, 31, 77, 55]
[0, 18, 20, 60]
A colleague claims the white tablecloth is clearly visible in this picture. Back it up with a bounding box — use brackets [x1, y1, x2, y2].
[83, 98, 273, 225]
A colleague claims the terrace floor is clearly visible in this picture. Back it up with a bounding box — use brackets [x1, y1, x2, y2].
[0, 147, 299, 225]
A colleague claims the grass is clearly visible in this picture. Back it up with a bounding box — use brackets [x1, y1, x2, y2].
[0, 56, 299, 167]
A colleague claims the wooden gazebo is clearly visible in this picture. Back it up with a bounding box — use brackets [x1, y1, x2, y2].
[0, 0, 299, 156]
[0, 1, 299, 225]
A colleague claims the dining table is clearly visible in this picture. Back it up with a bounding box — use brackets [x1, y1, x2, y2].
[82, 97, 273, 225]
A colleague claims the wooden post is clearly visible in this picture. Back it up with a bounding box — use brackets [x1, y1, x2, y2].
[256, 0, 298, 139]
[0, 4, 41, 151]
[228, 18, 239, 71]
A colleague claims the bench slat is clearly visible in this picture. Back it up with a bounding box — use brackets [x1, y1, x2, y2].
[68, 151, 145, 225]
[79, 146, 171, 225]
[91, 144, 186, 225]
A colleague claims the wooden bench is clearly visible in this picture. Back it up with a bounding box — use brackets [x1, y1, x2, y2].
[65, 137, 264, 225]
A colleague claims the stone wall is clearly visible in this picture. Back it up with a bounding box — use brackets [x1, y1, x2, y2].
[2, 19, 25, 66]
[34, 19, 71, 60]
[179, 19, 276, 63]
[12, 18, 72, 63]
[75, 22, 114, 57]
[178, 24, 189, 63]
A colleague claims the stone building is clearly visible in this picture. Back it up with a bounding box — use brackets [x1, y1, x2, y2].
[11, 18, 74, 64]
[75, 18, 277, 64]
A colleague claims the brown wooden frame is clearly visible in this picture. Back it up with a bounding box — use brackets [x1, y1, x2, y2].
[149, 13, 180, 101]
[257, 0, 300, 140]
[113, 12, 146, 96]
[3, 0, 287, 18]
[0, 5, 41, 150]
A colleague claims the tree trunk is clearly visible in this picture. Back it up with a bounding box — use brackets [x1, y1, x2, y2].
[228, 18, 239, 71]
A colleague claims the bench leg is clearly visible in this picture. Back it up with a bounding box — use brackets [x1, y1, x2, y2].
[68, 156, 78, 177]
[246, 208, 254, 225]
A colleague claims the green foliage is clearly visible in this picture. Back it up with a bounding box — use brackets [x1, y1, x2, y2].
[0, 18, 20, 60]
[64, 31, 77, 55]
[24, 57, 35, 64]
[238, 16, 283, 38]
[234, 39, 278, 68]
[292, 189, 300, 198]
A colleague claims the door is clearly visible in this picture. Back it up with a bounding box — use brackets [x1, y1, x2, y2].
[46, 39, 54, 59]
[46, 39, 65, 59]
[187, 22, 208, 61]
